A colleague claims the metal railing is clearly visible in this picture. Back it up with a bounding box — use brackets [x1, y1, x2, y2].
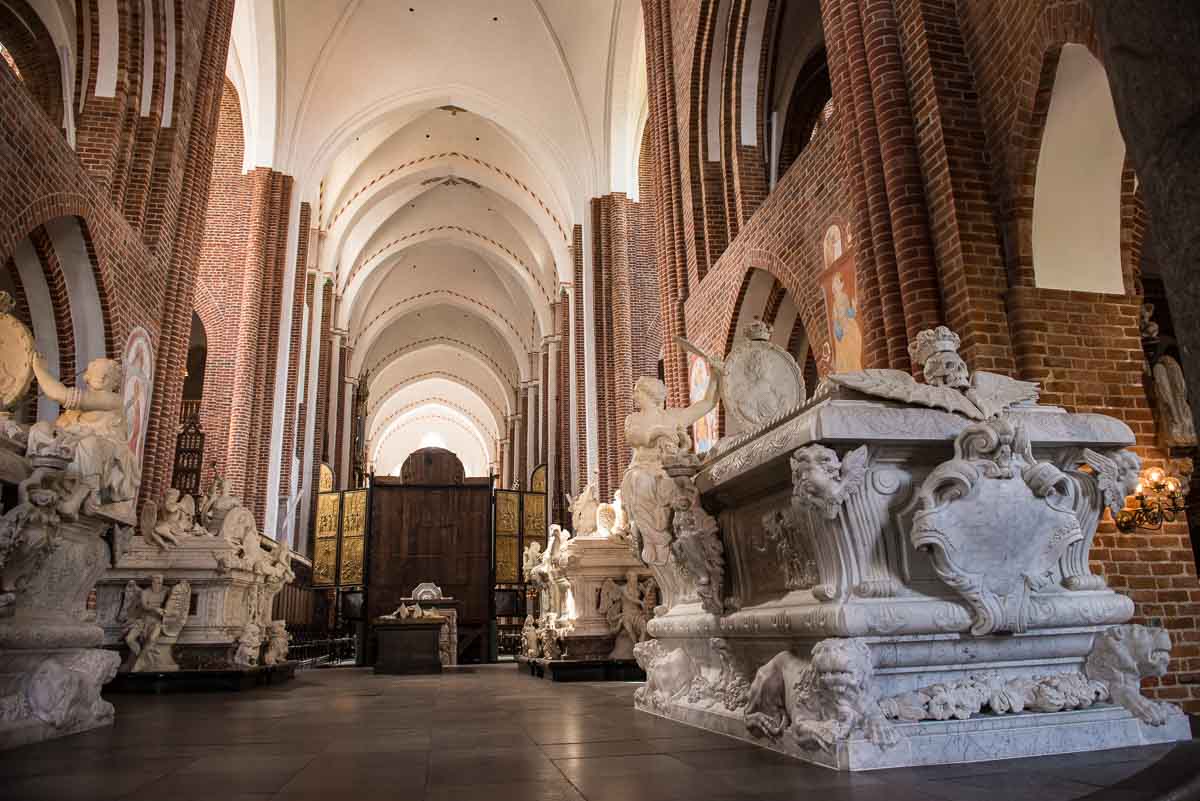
[287, 634, 356, 669]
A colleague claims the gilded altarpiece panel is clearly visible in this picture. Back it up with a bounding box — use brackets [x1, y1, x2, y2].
[313, 492, 342, 587]
[339, 489, 368, 586]
[494, 490, 520, 583]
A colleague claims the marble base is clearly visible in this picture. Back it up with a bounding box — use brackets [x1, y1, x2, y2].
[103, 661, 297, 693]
[0, 648, 121, 750]
[374, 621, 443, 675]
[637, 698, 1192, 771]
[519, 655, 645, 682]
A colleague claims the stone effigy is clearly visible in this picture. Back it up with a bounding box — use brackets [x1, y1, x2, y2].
[94, 476, 296, 674]
[627, 325, 1191, 770]
[0, 293, 124, 748]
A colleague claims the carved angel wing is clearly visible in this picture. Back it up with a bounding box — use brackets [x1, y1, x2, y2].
[180, 494, 196, 521]
[139, 499, 157, 541]
[1083, 448, 1124, 518]
[838, 445, 870, 499]
[160, 581, 191, 638]
[829, 370, 983, 419]
[119, 580, 141, 623]
[967, 372, 1039, 419]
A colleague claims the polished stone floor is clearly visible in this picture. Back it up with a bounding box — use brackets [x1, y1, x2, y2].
[2, 665, 1198, 801]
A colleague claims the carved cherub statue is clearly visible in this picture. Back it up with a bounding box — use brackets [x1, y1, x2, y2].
[119, 575, 191, 672]
[26, 353, 139, 519]
[566, 474, 600, 536]
[522, 540, 543, 577]
[140, 488, 205, 550]
[788, 444, 869, 521]
[263, 621, 291, 666]
[600, 571, 652, 659]
[827, 326, 1038, 420]
[199, 475, 241, 532]
[234, 622, 262, 667]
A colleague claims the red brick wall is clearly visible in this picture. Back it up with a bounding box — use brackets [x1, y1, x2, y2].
[0, 1, 237, 522]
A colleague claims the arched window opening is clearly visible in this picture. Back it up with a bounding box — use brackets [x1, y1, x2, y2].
[763, 0, 828, 187]
[0, 2, 65, 130]
[1032, 44, 1126, 294]
[775, 48, 832, 179]
[182, 312, 207, 420]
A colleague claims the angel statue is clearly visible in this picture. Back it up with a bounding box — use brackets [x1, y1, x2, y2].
[600, 572, 651, 659]
[620, 337, 722, 565]
[566, 474, 599, 536]
[826, 326, 1038, 420]
[522, 540, 543, 577]
[140, 488, 205, 550]
[119, 575, 191, 672]
[26, 353, 139, 521]
[199, 474, 242, 534]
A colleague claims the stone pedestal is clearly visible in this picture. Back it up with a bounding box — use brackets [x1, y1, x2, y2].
[374, 621, 443, 675]
[0, 495, 121, 749]
[398, 597, 459, 666]
[632, 389, 1193, 770]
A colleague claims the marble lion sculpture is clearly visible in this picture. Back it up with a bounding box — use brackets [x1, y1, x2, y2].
[745, 638, 898, 751]
[1084, 623, 1179, 726]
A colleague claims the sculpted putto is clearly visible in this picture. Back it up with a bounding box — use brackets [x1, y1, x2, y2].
[119, 576, 191, 672]
[789, 444, 869, 520]
[140, 488, 205, 550]
[620, 338, 721, 565]
[745, 638, 898, 752]
[566, 476, 599, 536]
[26, 354, 139, 520]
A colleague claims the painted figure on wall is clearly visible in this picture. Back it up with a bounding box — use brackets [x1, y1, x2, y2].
[122, 327, 154, 473]
[820, 223, 863, 374]
[689, 355, 719, 455]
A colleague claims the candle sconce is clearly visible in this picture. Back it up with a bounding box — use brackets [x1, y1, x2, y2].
[1115, 466, 1188, 533]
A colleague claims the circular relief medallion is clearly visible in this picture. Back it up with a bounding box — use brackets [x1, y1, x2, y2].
[720, 327, 805, 432]
[0, 304, 35, 409]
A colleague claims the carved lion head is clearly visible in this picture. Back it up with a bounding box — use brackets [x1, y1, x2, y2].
[1093, 623, 1172, 682]
[811, 638, 875, 700]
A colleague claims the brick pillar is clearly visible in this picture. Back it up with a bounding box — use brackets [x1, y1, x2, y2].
[891, 0, 1015, 374]
[642, 0, 690, 407]
[545, 334, 561, 523]
[571, 228, 587, 492]
[278, 204, 312, 498]
[306, 278, 334, 543]
[225, 168, 293, 524]
[516, 384, 528, 487]
[141, 0, 238, 509]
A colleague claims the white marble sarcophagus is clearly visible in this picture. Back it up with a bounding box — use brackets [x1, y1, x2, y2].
[522, 489, 656, 665]
[94, 479, 295, 672]
[628, 326, 1192, 770]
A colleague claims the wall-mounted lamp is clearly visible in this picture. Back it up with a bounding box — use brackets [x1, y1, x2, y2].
[1115, 466, 1188, 532]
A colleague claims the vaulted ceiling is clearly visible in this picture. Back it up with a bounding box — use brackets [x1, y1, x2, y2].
[227, 0, 648, 474]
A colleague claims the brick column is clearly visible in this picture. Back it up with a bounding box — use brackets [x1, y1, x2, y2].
[141, 0, 238, 509]
[225, 168, 293, 524]
[516, 384, 528, 488]
[642, 0, 690, 407]
[545, 334, 561, 523]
